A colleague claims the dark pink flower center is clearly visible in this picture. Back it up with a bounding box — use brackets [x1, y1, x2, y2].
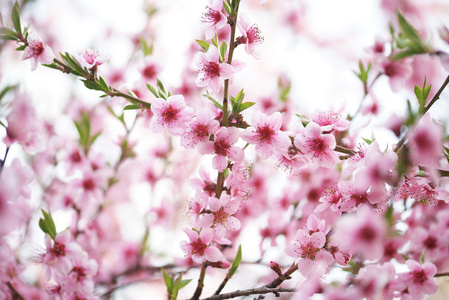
[83, 178, 96, 191]
[412, 130, 432, 152]
[191, 238, 207, 255]
[257, 124, 275, 144]
[192, 123, 210, 140]
[72, 266, 87, 282]
[50, 242, 66, 257]
[411, 270, 427, 285]
[162, 105, 179, 123]
[358, 225, 377, 242]
[307, 138, 326, 156]
[384, 62, 397, 77]
[214, 207, 228, 225]
[70, 150, 82, 163]
[202, 62, 220, 79]
[29, 39, 44, 56]
[214, 139, 231, 156]
[202, 7, 222, 24]
[423, 236, 438, 249]
[300, 241, 320, 260]
[142, 65, 157, 79]
[351, 193, 368, 206]
[247, 25, 264, 44]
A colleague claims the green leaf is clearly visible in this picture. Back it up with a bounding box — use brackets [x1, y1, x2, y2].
[83, 80, 103, 91]
[11, 1, 21, 34]
[157, 77, 166, 95]
[15, 45, 25, 50]
[61, 52, 84, 74]
[140, 37, 153, 56]
[146, 83, 159, 98]
[419, 252, 425, 264]
[179, 279, 192, 289]
[219, 41, 228, 62]
[0, 84, 18, 101]
[172, 273, 187, 300]
[0, 27, 18, 41]
[211, 34, 218, 47]
[237, 101, 255, 113]
[162, 268, 173, 295]
[223, 1, 231, 15]
[99, 76, 110, 92]
[39, 209, 57, 240]
[203, 93, 223, 109]
[124, 104, 141, 110]
[231, 89, 245, 113]
[196, 39, 210, 52]
[228, 245, 242, 277]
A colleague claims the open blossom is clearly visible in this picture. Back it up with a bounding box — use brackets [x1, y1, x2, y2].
[201, 0, 227, 40]
[294, 122, 339, 168]
[180, 228, 223, 263]
[380, 58, 412, 92]
[237, 13, 264, 59]
[200, 195, 241, 239]
[195, 46, 235, 93]
[150, 94, 194, 136]
[22, 32, 55, 71]
[181, 108, 220, 148]
[77, 48, 109, 70]
[285, 229, 334, 277]
[310, 110, 350, 132]
[198, 127, 244, 172]
[395, 260, 438, 300]
[241, 111, 291, 159]
[37, 230, 83, 279]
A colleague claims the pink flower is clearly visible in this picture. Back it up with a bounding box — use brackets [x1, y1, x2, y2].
[396, 260, 438, 299]
[380, 58, 412, 92]
[181, 108, 220, 148]
[198, 127, 244, 172]
[195, 46, 235, 93]
[180, 228, 223, 263]
[200, 195, 241, 239]
[240, 111, 291, 159]
[408, 113, 443, 171]
[285, 229, 334, 277]
[38, 230, 83, 279]
[201, 0, 228, 40]
[150, 94, 194, 136]
[77, 48, 109, 70]
[294, 122, 340, 168]
[333, 206, 387, 260]
[310, 110, 350, 132]
[22, 32, 55, 71]
[237, 13, 264, 59]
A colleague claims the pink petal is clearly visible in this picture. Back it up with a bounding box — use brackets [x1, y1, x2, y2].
[205, 246, 223, 262]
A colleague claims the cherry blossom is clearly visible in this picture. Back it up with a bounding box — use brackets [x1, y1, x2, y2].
[22, 32, 55, 71]
[396, 260, 438, 300]
[200, 195, 241, 239]
[240, 111, 291, 159]
[181, 108, 220, 148]
[294, 122, 340, 168]
[195, 46, 235, 93]
[180, 228, 223, 263]
[198, 127, 244, 172]
[237, 13, 264, 59]
[201, 0, 228, 40]
[77, 48, 109, 70]
[150, 94, 194, 136]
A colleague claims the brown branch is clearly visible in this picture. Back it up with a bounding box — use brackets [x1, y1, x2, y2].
[191, 262, 208, 300]
[202, 287, 294, 300]
[264, 262, 298, 288]
[435, 272, 449, 277]
[6, 282, 25, 300]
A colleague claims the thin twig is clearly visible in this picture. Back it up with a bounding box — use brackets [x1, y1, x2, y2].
[202, 287, 294, 300]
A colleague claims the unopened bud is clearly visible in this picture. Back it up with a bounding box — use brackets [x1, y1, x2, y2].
[270, 261, 283, 276]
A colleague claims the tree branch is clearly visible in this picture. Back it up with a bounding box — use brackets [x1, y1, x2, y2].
[201, 287, 294, 300]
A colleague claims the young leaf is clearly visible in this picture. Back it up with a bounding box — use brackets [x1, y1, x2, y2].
[196, 39, 210, 52]
[228, 245, 242, 277]
[203, 93, 223, 109]
[237, 101, 255, 113]
[11, 1, 21, 34]
[39, 209, 57, 240]
[124, 104, 141, 110]
[146, 83, 159, 98]
[162, 268, 173, 296]
[157, 77, 166, 95]
[219, 41, 228, 62]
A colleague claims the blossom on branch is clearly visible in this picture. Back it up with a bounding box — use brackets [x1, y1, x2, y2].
[180, 228, 223, 263]
[150, 94, 194, 136]
[22, 32, 55, 71]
